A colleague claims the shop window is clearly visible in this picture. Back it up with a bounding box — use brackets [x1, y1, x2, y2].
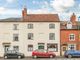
[38, 43, 44, 49]
[47, 44, 58, 52]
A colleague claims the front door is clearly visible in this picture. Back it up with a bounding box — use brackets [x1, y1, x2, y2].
[61, 46, 67, 56]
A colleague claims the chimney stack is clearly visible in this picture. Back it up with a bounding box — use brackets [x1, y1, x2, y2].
[22, 7, 27, 19]
[70, 13, 76, 25]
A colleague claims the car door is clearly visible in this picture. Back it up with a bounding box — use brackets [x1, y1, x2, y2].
[73, 51, 80, 57]
[36, 50, 43, 57]
[11, 51, 17, 58]
[39, 50, 45, 57]
[37, 50, 46, 57]
[77, 51, 80, 57]
[42, 50, 48, 57]
[7, 53, 12, 58]
[12, 53, 17, 58]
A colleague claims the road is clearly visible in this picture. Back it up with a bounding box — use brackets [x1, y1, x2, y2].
[1, 57, 80, 60]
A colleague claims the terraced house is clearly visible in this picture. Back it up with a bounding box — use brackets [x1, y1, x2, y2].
[0, 8, 60, 57]
[60, 13, 80, 56]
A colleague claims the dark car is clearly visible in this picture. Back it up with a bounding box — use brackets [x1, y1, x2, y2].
[4, 50, 25, 59]
[32, 49, 56, 58]
[64, 50, 80, 58]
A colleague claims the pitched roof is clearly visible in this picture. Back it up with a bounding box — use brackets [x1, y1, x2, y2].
[0, 18, 21, 22]
[60, 21, 79, 29]
[23, 14, 60, 22]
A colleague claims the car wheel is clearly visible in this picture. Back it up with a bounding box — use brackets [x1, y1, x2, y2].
[18, 56, 21, 59]
[50, 55, 53, 58]
[4, 56, 7, 59]
[68, 55, 72, 58]
[33, 55, 37, 58]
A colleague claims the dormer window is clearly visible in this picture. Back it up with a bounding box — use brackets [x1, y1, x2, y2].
[67, 21, 72, 29]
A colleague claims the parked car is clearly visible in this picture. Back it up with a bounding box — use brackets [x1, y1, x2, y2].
[64, 50, 80, 58]
[4, 50, 25, 59]
[32, 49, 56, 58]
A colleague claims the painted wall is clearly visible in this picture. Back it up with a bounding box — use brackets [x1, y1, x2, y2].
[0, 22, 60, 57]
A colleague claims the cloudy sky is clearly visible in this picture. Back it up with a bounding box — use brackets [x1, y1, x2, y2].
[0, 0, 80, 20]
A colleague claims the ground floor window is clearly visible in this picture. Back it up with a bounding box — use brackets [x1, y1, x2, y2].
[68, 44, 76, 50]
[47, 44, 58, 52]
[13, 46, 19, 52]
[38, 43, 44, 49]
[4, 46, 10, 53]
[28, 45, 33, 51]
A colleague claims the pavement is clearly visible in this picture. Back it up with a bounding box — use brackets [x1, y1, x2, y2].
[0, 57, 80, 60]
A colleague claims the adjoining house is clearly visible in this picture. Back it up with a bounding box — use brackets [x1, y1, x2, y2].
[60, 13, 80, 56]
[0, 8, 60, 57]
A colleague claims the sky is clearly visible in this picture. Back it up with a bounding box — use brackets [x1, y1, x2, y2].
[0, 0, 80, 21]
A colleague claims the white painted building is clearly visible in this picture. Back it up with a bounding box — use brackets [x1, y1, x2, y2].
[0, 8, 60, 57]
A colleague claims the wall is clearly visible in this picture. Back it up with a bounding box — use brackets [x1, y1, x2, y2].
[0, 22, 60, 57]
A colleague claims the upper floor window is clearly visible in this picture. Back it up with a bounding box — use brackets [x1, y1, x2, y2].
[28, 24, 33, 29]
[49, 33, 55, 40]
[13, 24, 19, 30]
[49, 24, 55, 29]
[13, 34, 19, 41]
[69, 34, 75, 41]
[28, 33, 33, 40]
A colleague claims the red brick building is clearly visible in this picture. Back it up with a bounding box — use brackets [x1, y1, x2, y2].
[60, 13, 80, 56]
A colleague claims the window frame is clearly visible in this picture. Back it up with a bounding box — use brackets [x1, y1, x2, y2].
[68, 44, 76, 50]
[38, 43, 44, 49]
[49, 24, 55, 29]
[13, 46, 19, 52]
[28, 24, 33, 29]
[49, 33, 55, 40]
[13, 24, 19, 30]
[13, 34, 19, 41]
[28, 33, 33, 40]
[28, 45, 33, 51]
[69, 34, 75, 41]
[47, 43, 58, 52]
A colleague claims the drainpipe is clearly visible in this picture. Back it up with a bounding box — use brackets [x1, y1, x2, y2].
[78, 16, 80, 50]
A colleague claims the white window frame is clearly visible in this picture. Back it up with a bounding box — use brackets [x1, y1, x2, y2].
[68, 44, 76, 50]
[69, 34, 75, 41]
